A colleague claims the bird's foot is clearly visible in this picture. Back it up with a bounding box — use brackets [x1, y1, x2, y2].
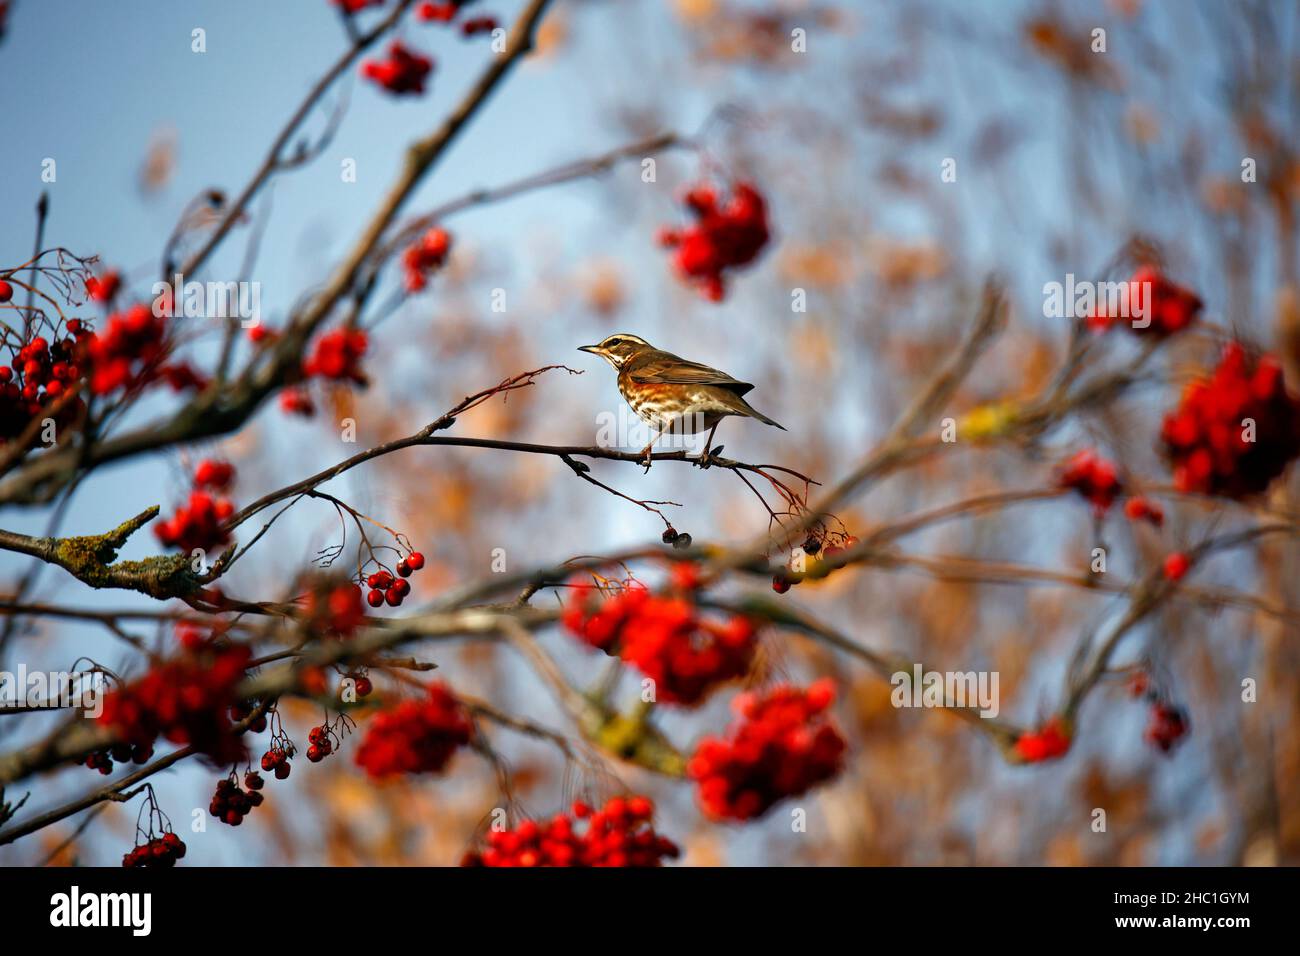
[638, 443, 654, 473]
[695, 444, 724, 469]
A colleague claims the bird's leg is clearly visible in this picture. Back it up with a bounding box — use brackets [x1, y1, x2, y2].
[638, 427, 664, 472]
[697, 422, 720, 468]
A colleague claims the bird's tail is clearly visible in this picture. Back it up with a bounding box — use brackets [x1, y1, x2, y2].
[741, 400, 786, 430]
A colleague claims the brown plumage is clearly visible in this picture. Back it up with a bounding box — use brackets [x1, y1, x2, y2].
[578, 333, 784, 465]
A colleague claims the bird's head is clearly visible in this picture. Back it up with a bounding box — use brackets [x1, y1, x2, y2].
[577, 333, 652, 370]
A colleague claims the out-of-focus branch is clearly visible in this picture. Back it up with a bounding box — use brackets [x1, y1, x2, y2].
[172, 0, 419, 281]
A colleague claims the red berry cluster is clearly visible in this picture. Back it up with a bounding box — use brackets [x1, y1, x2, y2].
[688, 679, 846, 820]
[362, 41, 434, 96]
[122, 832, 186, 868]
[303, 328, 368, 385]
[85, 269, 121, 304]
[1144, 702, 1189, 753]
[463, 796, 679, 867]
[84, 741, 154, 775]
[209, 772, 265, 827]
[303, 580, 367, 637]
[416, 1, 476, 24]
[1013, 717, 1072, 763]
[154, 489, 234, 553]
[562, 583, 758, 706]
[460, 14, 498, 34]
[155, 458, 237, 552]
[1089, 265, 1202, 336]
[772, 533, 860, 593]
[344, 671, 374, 699]
[1056, 448, 1122, 515]
[1161, 341, 1300, 498]
[1163, 551, 1191, 581]
[1123, 495, 1164, 528]
[306, 724, 339, 763]
[365, 551, 424, 608]
[657, 181, 770, 301]
[279, 386, 315, 417]
[194, 458, 235, 490]
[354, 682, 471, 778]
[98, 642, 252, 765]
[402, 227, 452, 292]
[0, 325, 89, 442]
[86, 303, 166, 394]
[229, 700, 268, 734]
[160, 360, 208, 393]
[260, 746, 294, 780]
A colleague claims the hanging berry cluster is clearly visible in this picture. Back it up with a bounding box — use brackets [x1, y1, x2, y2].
[334, 0, 384, 13]
[153, 461, 238, 553]
[122, 786, 186, 867]
[85, 269, 121, 303]
[209, 771, 265, 827]
[1, 323, 90, 443]
[402, 227, 452, 292]
[84, 741, 154, 775]
[123, 831, 186, 868]
[303, 579, 367, 637]
[657, 181, 770, 301]
[1056, 448, 1123, 516]
[562, 581, 758, 706]
[354, 682, 471, 777]
[1160, 341, 1300, 498]
[462, 796, 679, 867]
[260, 746, 294, 779]
[86, 304, 168, 394]
[279, 386, 315, 417]
[772, 532, 860, 593]
[362, 41, 434, 96]
[416, 1, 495, 33]
[1129, 672, 1189, 754]
[229, 700, 268, 734]
[307, 714, 355, 763]
[98, 642, 252, 766]
[303, 328, 369, 385]
[688, 679, 846, 820]
[1123, 495, 1164, 528]
[1013, 717, 1072, 763]
[257, 707, 297, 779]
[365, 551, 424, 608]
[1088, 265, 1202, 336]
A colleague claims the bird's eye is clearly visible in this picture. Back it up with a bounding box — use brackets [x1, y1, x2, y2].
[607, 338, 622, 347]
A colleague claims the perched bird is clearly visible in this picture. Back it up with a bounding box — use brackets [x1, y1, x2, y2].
[578, 333, 784, 467]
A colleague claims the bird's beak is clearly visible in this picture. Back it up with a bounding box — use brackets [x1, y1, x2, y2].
[577, 344, 601, 355]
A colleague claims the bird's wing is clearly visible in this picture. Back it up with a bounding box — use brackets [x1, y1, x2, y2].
[627, 350, 755, 396]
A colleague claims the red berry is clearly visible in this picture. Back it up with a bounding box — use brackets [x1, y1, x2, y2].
[274, 761, 291, 780]
[405, 551, 425, 570]
[397, 560, 412, 577]
[367, 588, 385, 608]
[1163, 552, 1190, 581]
[772, 576, 791, 594]
[0, 280, 13, 303]
[355, 676, 373, 697]
[385, 587, 403, 607]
